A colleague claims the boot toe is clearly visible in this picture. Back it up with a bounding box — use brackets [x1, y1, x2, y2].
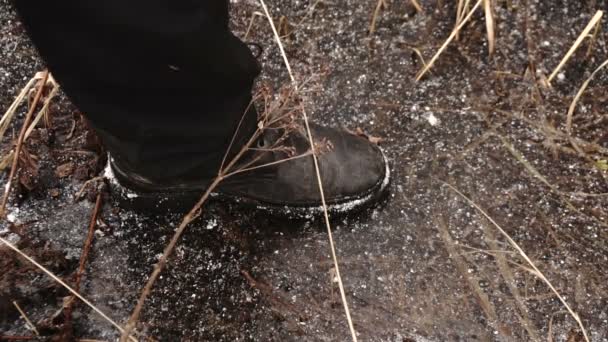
[320, 127, 388, 203]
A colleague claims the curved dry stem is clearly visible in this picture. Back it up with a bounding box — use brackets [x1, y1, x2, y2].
[566, 58, 608, 136]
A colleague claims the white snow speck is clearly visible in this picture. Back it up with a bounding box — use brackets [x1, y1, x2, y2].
[425, 113, 439, 126]
[6, 212, 16, 222]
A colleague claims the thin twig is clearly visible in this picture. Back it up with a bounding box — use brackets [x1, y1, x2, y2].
[119, 79, 311, 339]
[440, 181, 590, 342]
[224, 150, 312, 178]
[63, 193, 103, 335]
[120, 94, 273, 340]
[258, 1, 358, 340]
[0, 70, 49, 218]
[75, 193, 103, 291]
[75, 176, 104, 200]
[12, 301, 39, 336]
[219, 96, 260, 173]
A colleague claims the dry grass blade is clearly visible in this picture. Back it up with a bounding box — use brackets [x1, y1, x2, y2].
[0, 236, 136, 341]
[436, 216, 503, 336]
[410, 0, 422, 13]
[0, 76, 59, 173]
[0, 77, 36, 142]
[483, 0, 495, 57]
[455, 0, 465, 29]
[498, 134, 608, 229]
[415, 0, 482, 81]
[244, 11, 265, 40]
[547, 10, 603, 84]
[12, 301, 39, 336]
[0, 70, 49, 217]
[25, 84, 59, 138]
[369, 0, 386, 35]
[440, 181, 590, 342]
[455, 0, 472, 39]
[566, 58, 608, 136]
[481, 221, 541, 341]
[257, 0, 358, 341]
[0, 71, 52, 140]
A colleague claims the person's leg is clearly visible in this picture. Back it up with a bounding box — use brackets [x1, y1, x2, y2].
[13, 0, 390, 215]
[12, 0, 260, 184]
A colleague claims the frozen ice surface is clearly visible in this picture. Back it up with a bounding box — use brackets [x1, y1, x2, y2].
[2, 0, 608, 341]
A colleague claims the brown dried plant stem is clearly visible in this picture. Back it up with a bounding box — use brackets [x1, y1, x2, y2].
[119, 176, 223, 341]
[76, 193, 103, 290]
[120, 96, 274, 340]
[122, 2, 358, 340]
[120, 96, 305, 340]
[63, 193, 103, 334]
[257, 0, 358, 341]
[0, 70, 49, 217]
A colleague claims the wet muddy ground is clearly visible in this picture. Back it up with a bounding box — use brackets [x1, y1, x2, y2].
[1, 0, 608, 341]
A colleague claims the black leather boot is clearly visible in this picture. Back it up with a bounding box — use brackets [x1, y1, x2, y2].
[106, 122, 390, 216]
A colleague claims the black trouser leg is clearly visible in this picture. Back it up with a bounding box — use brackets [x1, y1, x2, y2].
[12, 0, 260, 183]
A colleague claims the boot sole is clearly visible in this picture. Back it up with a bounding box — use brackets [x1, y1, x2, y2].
[104, 151, 391, 218]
